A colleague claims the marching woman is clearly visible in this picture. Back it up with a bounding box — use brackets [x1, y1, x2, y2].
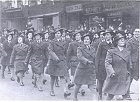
[1, 33, 15, 80]
[95, 31, 114, 100]
[67, 31, 83, 89]
[25, 33, 48, 91]
[103, 34, 132, 100]
[73, 34, 97, 101]
[46, 30, 71, 98]
[25, 31, 34, 77]
[10, 36, 29, 86]
[42, 31, 51, 85]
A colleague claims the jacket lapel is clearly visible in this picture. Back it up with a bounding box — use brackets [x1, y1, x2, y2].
[102, 41, 113, 51]
[53, 39, 65, 49]
[83, 45, 95, 58]
[132, 38, 139, 46]
[113, 48, 130, 62]
[17, 44, 27, 53]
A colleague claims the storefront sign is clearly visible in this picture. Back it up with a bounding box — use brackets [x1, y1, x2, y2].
[66, 4, 83, 13]
[84, 6, 102, 15]
[107, 12, 121, 17]
[103, 1, 135, 12]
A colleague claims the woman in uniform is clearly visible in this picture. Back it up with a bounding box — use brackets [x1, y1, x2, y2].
[67, 31, 83, 89]
[95, 31, 114, 100]
[1, 33, 15, 80]
[46, 30, 71, 98]
[25, 33, 48, 91]
[103, 34, 132, 100]
[73, 34, 97, 101]
[10, 36, 29, 86]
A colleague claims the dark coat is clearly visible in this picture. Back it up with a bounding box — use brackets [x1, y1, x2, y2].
[42, 39, 51, 66]
[25, 38, 34, 46]
[66, 41, 83, 75]
[103, 48, 132, 95]
[126, 37, 139, 80]
[25, 41, 48, 74]
[95, 41, 114, 80]
[1, 40, 15, 66]
[74, 45, 96, 85]
[91, 38, 101, 52]
[10, 43, 29, 74]
[0, 43, 7, 57]
[46, 38, 68, 76]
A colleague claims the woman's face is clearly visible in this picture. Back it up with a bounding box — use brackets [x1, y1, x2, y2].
[28, 33, 33, 39]
[18, 37, 23, 43]
[128, 33, 132, 38]
[105, 33, 112, 41]
[44, 33, 49, 39]
[75, 33, 81, 41]
[94, 34, 99, 39]
[84, 36, 91, 45]
[55, 31, 61, 39]
[7, 35, 12, 41]
[133, 29, 140, 39]
[117, 38, 125, 47]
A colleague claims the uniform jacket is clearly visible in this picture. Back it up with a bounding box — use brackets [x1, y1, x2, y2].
[48, 38, 68, 67]
[25, 40, 48, 64]
[0, 43, 7, 57]
[95, 41, 114, 80]
[1, 40, 15, 65]
[77, 45, 96, 70]
[25, 38, 34, 46]
[10, 43, 29, 65]
[103, 47, 132, 95]
[91, 38, 105, 52]
[126, 37, 139, 80]
[66, 41, 83, 63]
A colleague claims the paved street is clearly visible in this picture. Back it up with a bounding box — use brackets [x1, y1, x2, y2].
[0, 68, 139, 101]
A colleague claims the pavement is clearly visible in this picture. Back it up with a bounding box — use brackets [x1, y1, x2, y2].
[0, 68, 139, 101]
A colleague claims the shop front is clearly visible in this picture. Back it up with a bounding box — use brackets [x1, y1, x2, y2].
[81, 1, 138, 31]
[28, 2, 65, 31]
[82, 2, 105, 31]
[102, 1, 138, 30]
[66, 4, 83, 30]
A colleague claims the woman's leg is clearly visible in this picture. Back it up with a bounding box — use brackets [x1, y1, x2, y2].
[50, 75, 56, 96]
[1, 65, 6, 79]
[74, 84, 82, 101]
[88, 84, 98, 100]
[106, 94, 114, 100]
[64, 72, 71, 98]
[98, 79, 105, 100]
[55, 76, 59, 87]
[36, 74, 43, 91]
[10, 66, 15, 81]
[18, 71, 24, 86]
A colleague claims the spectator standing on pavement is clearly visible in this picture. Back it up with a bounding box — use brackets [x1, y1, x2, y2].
[103, 34, 132, 100]
[73, 34, 97, 101]
[10, 36, 29, 86]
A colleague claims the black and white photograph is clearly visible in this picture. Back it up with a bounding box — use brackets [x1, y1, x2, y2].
[0, 0, 139, 101]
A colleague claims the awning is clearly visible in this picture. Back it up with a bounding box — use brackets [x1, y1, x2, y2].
[28, 12, 59, 19]
[28, 3, 64, 18]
